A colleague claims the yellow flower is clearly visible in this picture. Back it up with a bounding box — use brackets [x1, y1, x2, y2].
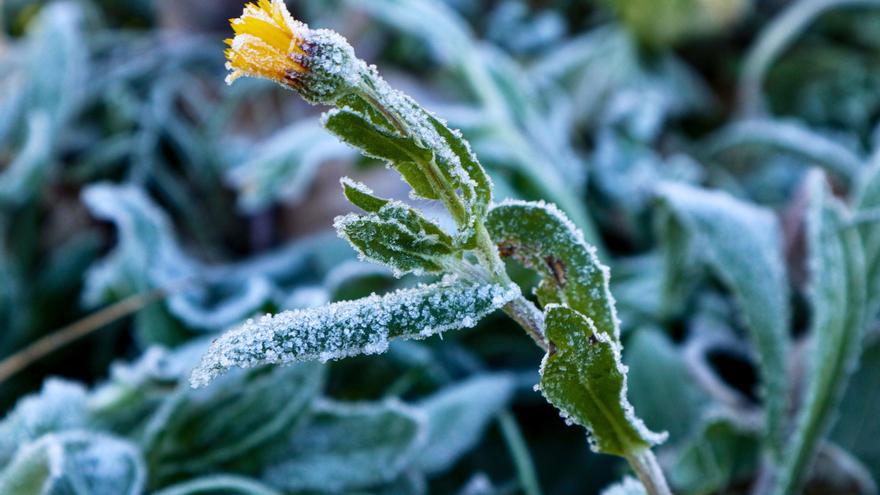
[224, 0, 308, 86]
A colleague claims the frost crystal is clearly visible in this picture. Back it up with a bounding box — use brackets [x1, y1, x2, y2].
[190, 279, 519, 387]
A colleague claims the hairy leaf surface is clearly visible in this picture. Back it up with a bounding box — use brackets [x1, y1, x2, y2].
[539, 305, 665, 456]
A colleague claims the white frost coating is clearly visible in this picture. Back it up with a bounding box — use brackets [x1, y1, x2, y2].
[1, 431, 146, 495]
[488, 199, 622, 339]
[601, 477, 647, 495]
[190, 279, 519, 388]
[0, 379, 89, 466]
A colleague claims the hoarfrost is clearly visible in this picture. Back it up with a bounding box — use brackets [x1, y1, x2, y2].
[190, 279, 519, 387]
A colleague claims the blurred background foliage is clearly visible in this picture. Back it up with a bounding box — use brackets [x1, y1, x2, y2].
[1, 0, 880, 494]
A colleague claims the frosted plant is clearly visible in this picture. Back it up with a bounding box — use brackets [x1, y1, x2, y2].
[195, 1, 672, 492]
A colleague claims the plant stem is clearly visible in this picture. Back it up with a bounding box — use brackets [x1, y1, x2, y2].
[0, 288, 167, 384]
[626, 449, 673, 495]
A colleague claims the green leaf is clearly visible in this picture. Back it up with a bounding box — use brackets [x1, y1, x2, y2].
[425, 113, 492, 223]
[337, 93, 397, 133]
[773, 171, 867, 495]
[0, 379, 89, 467]
[853, 161, 880, 316]
[334, 200, 455, 276]
[486, 200, 617, 338]
[146, 363, 323, 479]
[668, 410, 761, 495]
[657, 181, 790, 456]
[190, 280, 520, 387]
[625, 328, 710, 444]
[539, 305, 666, 457]
[225, 121, 352, 213]
[0, 432, 146, 495]
[153, 475, 283, 495]
[323, 107, 439, 200]
[341, 177, 390, 212]
[702, 119, 862, 182]
[260, 400, 425, 494]
[416, 374, 516, 474]
[831, 334, 880, 475]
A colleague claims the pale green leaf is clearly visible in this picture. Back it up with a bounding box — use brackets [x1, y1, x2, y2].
[625, 328, 710, 444]
[853, 161, 880, 316]
[153, 475, 283, 495]
[0, 379, 89, 467]
[0, 432, 146, 495]
[147, 363, 323, 479]
[657, 181, 790, 456]
[225, 121, 352, 213]
[416, 374, 516, 474]
[832, 334, 880, 476]
[773, 171, 867, 495]
[261, 400, 425, 493]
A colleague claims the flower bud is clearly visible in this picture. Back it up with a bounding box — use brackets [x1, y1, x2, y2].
[225, 0, 362, 104]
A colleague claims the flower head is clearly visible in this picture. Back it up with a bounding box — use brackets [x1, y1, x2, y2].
[225, 0, 361, 104]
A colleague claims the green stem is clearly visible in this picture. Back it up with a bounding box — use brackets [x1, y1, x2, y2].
[625, 449, 673, 495]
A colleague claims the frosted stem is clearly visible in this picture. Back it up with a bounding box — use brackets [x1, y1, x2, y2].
[503, 296, 548, 352]
[626, 449, 673, 495]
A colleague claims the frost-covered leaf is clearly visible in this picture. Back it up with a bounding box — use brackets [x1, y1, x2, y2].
[415, 373, 516, 474]
[89, 342, 207, 435]
[539, 305, 665, 456]
[668, 409, 761, 495]
[487, 200, 617, 338]
[190, 279, 519, 387]
[625, 328, 710, 444]
[853, 161, 880, 316]
[152, 475, 283, 495]
[335, 198, 456, 276]
[324, 97, 489, 248]
[0, 431, 146, 495]
[82, 184, 352, 339]
[832, 334, 880, 476]
[341, 177, 391, 212]
[226, 121, 352, 212]
[601, 477, 647, 495]
[533, 26, 711, 132]
[147, 363, 323, 478]
[81, 182, 195, 305]
[349, 0, 472, 65]
[774, 171, 867, 495]
[657, 181, 789, 456]
[0, 379, 89, 467]
[324, 107, 433, 170]
[703, 119, 863, 182]
[0, 112, 52, 206]
[260, 399, 425, 493]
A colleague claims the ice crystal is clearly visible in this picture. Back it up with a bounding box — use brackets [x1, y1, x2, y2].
[191, 279, 519, 387]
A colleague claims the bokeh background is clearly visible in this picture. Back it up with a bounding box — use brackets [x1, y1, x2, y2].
[1, 0, 880, 494]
